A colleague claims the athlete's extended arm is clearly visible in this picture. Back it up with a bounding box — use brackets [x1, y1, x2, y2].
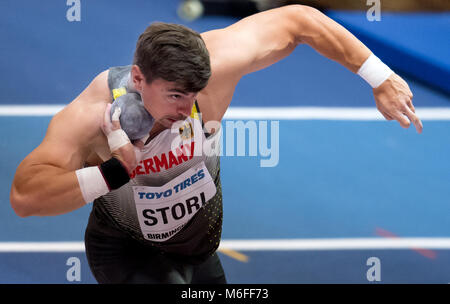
[202, 5, 422, 132]
[10, 72, 136, 217]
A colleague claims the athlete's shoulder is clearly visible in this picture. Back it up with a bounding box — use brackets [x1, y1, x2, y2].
[47, 69, 111, 145]
[71, 69, 112, 107]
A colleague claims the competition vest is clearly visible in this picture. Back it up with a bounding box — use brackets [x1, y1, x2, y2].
[94, 65, 223, 263]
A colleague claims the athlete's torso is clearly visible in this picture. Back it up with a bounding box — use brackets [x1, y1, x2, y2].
[93, 65, 224, 264]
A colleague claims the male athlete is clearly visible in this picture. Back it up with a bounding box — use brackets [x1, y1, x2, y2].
[10, 5, 422, 283]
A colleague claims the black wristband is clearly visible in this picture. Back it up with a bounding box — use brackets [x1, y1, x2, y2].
[99, 157, 130, 190]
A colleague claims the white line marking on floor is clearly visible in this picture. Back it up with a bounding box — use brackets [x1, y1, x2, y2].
[1, 106, 450, 120]
[1, 238, 450, 252]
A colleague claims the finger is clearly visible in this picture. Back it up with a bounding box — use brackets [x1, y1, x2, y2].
[381, 111, 394, 121]
[403, 106, 423, 134]
[140, 134, 150, 146]
[103, 103, 112, 134]
[111, 107, 122, 130]
[134, 140, 144, 150]
[392, 111, 411, 129]
[406, 98, 415, 113]
[133, 133, 150, 149]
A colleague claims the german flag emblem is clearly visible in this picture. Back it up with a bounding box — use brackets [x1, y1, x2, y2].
[179, 122, 194, 140]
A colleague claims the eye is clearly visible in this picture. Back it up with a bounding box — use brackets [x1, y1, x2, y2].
[167, 94, 181, 104]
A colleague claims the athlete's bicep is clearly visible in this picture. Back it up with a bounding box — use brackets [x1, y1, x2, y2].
[198, 6, 302, 120]
[21, 102, 104, 174]
[10, 102, 103, 210]
[202, 5, 300, 80]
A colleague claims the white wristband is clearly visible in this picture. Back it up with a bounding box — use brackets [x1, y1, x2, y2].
[75, 167, 109, 204]
[108, 129, 130, 151]
[357, 53, 393, 88]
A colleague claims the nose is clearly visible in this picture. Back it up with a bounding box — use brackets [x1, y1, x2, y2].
[177, 98, 194, 118]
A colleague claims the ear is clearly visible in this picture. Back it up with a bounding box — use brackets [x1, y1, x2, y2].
[131, 65, 145, 92]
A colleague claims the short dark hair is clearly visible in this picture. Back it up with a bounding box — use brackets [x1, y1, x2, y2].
[133, 22, 211, 93]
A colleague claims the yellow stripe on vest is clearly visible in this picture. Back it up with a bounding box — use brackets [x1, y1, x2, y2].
[112, 87, 127, 100]
[190, 102, 199, 120]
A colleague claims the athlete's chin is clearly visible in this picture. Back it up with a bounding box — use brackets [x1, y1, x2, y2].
[159, 118, 175, 129]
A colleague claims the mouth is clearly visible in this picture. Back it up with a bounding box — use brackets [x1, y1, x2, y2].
[166, 116, 186, 124]
[166, 118, 178, 125]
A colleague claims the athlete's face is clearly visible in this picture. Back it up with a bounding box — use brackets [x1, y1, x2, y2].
[131, 65, 197, 129]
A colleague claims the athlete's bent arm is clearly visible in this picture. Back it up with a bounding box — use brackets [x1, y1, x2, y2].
[9, 71, 130, 217]
[202, 5, 422, 132]
[10, 101, 103, 217]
